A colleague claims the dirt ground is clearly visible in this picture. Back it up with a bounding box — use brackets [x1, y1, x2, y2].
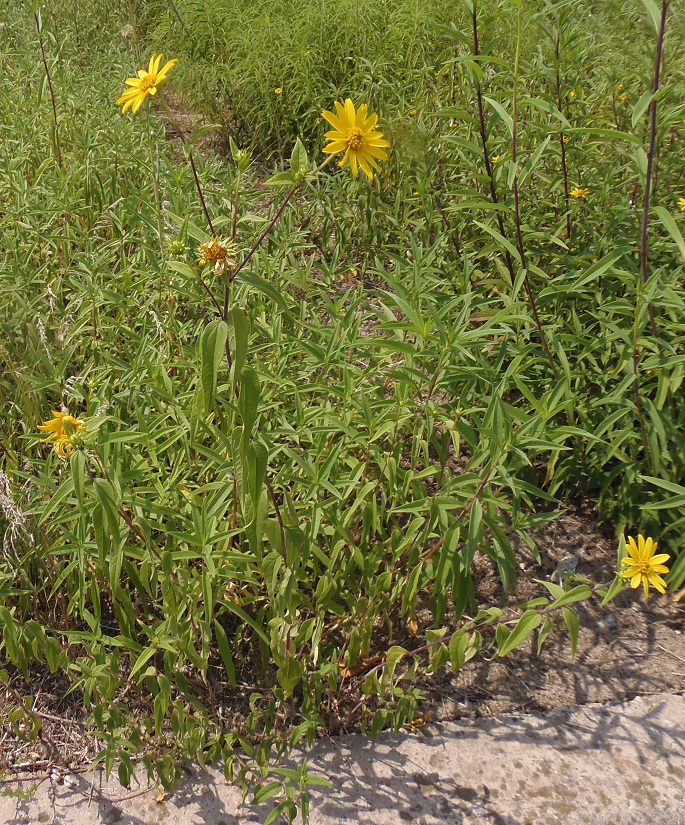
[1, 504, 683, 779]
[424, 503, 685, 721]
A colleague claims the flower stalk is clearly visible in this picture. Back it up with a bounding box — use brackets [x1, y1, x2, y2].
[34, 11, 62, 168]
[511, 4, 557, 375]
[470, 1, 516, 284]
[640, 0, 669, 289]
[159, 95, 216, 237]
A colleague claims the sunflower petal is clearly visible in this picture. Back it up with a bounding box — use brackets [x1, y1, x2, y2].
[358, 154, 373, 180]
[344, 99, 357, 127]
[322, 110, 347, 132]
[157, 59, 178, 80]
[647, 573, 667, 593]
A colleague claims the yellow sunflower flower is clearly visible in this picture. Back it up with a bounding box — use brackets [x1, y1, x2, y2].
[570, 187, 591, 200]
[197, 238, 236, 276]
[321, 99, 390, 180]
[116, 54, 177, 115]
[620, 535, 670, 599]
[37, 411, 86, 459]
[679, 197, 685, 213]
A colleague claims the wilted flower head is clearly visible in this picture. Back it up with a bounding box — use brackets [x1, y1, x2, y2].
[197, 238, 236, 276]
[37, 410, 86, 459]
[620, 535, 669, 599]
[322, 99, 390, 180]
[116, 54, 177, 115]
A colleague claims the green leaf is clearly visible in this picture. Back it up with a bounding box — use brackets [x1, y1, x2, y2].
[234, 271, 290, 310]
[214, 620, 237, 688]
[70, 450, 85, 513]
[218, 601, 270, 646]
[167, 260, 198, 279]
[654, 206, 685, 265]
[562, 606, 579, 657]
[518, 135, 551, 186]
[548, 584, 592, 609]
[537, 616, 554, 655]
[37, 476, 75, 526]
[264, 171, 297, 187]
[184, 123, 221, 150]
[129, 645, 158, 680]
[277, 658, 303, 697]
[496, 610, 542, 657]
[93, 478, 121, 550]
[228, 307, 250, 385]
[632, 90, 654, 129]
[200, 319, 228, 413]
[566, 127, 641, 145]
[253, 781, 283, 804]
[483, 97, 513, 137]
[639, 0, 661, 33]
[238, 367, 261, 440]
[474, 220, 522, 266]
[568, 250, 624, 290]
[290, 138, 309, 175]
[600, 575, 626, 606]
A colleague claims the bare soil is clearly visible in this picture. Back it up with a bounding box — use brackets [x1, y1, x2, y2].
[425, 503, 685, 721]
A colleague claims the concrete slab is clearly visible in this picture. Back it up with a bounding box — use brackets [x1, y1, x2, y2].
[1, 692, 683, 824]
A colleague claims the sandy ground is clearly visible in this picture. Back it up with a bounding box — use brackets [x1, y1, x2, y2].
[1, 691, 683, 825]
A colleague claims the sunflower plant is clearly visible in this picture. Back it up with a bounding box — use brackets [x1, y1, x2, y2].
[3, 5, 684, 823]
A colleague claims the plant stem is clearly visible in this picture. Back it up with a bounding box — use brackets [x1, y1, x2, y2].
[554, 26, 571, 239]
[229, 154, 334, 284]
[639, 0, 669, 318]
[34, 11, 62, 168]
[229, 185, 301, 283]
[511, 5, 556, 375]
[160, 94, 216, 237]
[631, 287, 650, 459]
[145, 109, 165, 262]
[471, 1, 516, 284]
[231, 169, 241, 242]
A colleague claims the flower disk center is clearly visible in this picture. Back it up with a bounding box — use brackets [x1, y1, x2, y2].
[346, 127, 365, 151]
[139, 74, 157, 92]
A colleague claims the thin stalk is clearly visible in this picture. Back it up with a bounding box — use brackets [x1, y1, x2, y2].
[145, 110, 165, 262]
[631, 288, 651, 460]
[471, 1, 516, 285]
[229, 186, 300, 283]
[640, 0, 669, 294]
[511, 5, 556, 374]
[35, 12, 62, 168]
[231, 169, 241, 242]
[229, 154, 334, 285]
[159, 95, 216, 237]
[554, 26, 571, 239]
[221, 166, 242, 332]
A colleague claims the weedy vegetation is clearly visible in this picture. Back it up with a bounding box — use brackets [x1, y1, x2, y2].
[0, 0, 684, 821]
